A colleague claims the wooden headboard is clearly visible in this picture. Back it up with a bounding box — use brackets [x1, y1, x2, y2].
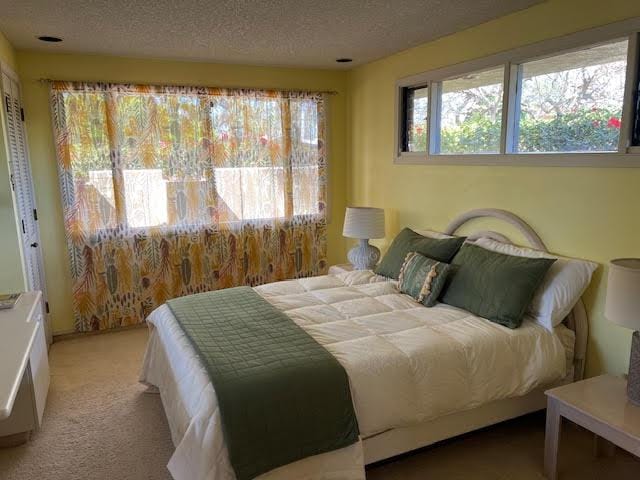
[443, 208, 588, 381]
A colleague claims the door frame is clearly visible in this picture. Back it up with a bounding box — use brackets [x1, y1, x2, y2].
[0, 61, 52, 345]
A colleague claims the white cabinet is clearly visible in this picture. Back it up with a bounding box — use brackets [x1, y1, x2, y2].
[0, 292, 50, 444]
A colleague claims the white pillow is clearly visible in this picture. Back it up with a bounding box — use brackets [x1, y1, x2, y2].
[473, 237, 597, 330]
[414, 229, 457, 239]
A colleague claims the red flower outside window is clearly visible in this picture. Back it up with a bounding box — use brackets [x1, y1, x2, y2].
[607, 117, 621, 129]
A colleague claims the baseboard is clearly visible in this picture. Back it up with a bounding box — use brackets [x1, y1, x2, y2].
[0, 431, 30, 448]
[52, 323, 147, 342]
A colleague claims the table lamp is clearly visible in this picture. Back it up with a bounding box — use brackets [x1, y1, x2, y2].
[342, 207, 385, 270]
[604, 258, 640, 406]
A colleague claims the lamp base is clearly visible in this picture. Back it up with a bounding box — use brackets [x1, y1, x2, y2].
[347, 239, 380, 270]
[628, 331, 640, 406]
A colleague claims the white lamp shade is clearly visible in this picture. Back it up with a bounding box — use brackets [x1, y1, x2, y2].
[605, 258, 640, 330]
[342, 207, 385, 240]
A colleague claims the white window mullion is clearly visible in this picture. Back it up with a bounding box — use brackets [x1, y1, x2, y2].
[423, 81, 431, 155]
[501, 62, 521, 154]
[428, 81, 441, 155]
[396, 86, 404, 156]
[511, 64, 523, 153]
[499, 63, 510, 154]
[620, 32, 639, 152]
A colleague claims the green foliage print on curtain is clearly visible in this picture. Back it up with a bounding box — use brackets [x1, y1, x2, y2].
[50, 82, 328, 332]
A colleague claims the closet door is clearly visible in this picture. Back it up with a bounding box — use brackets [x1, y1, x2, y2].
[2, 70, 51, 345]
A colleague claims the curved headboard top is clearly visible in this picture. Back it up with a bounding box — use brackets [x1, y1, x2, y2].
[441, 208, 587, 381]
[444, 208, 547, 251]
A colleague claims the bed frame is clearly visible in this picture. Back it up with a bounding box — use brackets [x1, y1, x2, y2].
[362, 208, 588, 465]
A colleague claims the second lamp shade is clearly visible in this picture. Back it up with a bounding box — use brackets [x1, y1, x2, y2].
[605, 258, 640, 330]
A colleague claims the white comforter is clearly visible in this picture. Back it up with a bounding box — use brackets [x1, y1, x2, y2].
[140, 270, 573, 480]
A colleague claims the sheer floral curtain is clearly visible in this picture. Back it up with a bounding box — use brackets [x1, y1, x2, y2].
[50, 82, 328, 332]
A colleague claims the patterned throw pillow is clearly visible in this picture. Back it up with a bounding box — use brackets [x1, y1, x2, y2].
[398, 252, 452, 307]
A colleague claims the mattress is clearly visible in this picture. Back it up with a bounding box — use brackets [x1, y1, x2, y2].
[140, 269, 574, 480]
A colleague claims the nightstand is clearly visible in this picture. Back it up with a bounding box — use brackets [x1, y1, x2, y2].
[544, 374, 640, 480]
[328, 264, 354, 275]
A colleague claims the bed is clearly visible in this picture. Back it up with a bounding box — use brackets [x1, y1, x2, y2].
[140, 208, 589, 480]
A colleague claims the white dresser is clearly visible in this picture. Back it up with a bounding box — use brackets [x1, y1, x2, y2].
[0, 292, 50, 445]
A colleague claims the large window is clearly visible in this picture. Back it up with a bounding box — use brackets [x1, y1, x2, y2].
[54, 86, 326, 232]
[397, 23, 640, 165]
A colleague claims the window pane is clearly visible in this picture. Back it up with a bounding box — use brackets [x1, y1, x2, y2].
[404, 86, 428, 152]
[439, 66, 504, 154]
[215, 167, 285, 221]
[62, 92, 117, 230]
[212, 96, 286, 221]
[518, 40, 628, 153]
[117, 93, 214, 228]
[291, 99, 321, 216]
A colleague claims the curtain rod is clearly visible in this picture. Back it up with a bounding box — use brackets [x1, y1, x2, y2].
[37, 78, 338, 95]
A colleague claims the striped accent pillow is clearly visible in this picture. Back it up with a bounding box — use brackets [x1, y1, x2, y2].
[398, 252, 451, 307]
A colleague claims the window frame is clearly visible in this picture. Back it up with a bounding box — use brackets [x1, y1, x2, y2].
[631, 32, 640, 152]
[395, 17, 640, 167]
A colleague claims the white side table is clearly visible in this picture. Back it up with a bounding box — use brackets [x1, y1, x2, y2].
[328, 264, 355, 275]
[544, 374, 640, 479]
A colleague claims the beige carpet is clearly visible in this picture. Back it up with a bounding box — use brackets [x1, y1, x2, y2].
[0, 328, 638, 480]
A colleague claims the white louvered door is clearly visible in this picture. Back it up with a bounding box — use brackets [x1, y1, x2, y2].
[1, 70, 51, 345]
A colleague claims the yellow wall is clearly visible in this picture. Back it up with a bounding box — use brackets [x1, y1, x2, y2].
[0, 31, 17, 71]
[0, 31, 25, 293]
[348, 0, 640, 377]
[16, 51, 349, 334]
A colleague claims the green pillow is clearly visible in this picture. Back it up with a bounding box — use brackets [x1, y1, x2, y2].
[398, 252, 451, 307]
[375, 228, 465, 280]
[441, 243, 556, 329]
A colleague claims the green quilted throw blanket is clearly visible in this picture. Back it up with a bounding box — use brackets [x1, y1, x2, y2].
[167, 286, 359, 480]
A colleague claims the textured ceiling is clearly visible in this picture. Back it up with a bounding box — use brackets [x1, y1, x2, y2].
[0, 0, 542, 69]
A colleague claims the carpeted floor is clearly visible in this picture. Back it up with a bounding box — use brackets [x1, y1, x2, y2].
[0, 328, 638, 480]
